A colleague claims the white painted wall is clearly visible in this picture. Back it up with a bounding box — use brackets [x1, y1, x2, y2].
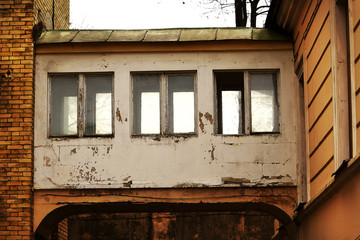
[34, 49, 298, 189]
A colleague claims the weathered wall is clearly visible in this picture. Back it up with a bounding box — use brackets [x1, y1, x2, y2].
[34, 0, 69, 29]
[0, 0, 35, 239]
[298, 167, 360, 240]
[33, 187, 298, 237]
[34, 49, 298, 189]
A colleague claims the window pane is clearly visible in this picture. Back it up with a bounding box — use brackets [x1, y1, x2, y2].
[85, 75, 112, 135]
[250, 73, 278, 132]
[215, 72, 244, 134]
[133, 74, 160, 134]
[222, 91, 242, 134]
[50, 75, 78, 136]
[168, 75, 194, 133]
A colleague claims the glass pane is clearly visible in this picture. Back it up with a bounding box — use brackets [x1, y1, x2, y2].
[168, 75, 194, 133]
[215, 72, 244, 134]
[250, 73, 278, 132]
[50, 75, 78, 136]
[222, 91, 242, 134]
[133, 74, 160, 134]
[85, 75, 112, 135]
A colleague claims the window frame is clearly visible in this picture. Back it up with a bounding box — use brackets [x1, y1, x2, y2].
[131, 71, 197, 137]
[48, 72, 114, 138]
[214, 70, 280, 136]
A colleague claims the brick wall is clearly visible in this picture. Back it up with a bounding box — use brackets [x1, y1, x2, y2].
[34, 0, 69, 29]
[0, 0, 35, 239]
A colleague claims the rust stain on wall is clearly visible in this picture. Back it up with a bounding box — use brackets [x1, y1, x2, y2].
[199, 112, 205, 133]
[204, 112, 213, 124]
[152, 213, 175, 240]
[116, 108, 122, 123]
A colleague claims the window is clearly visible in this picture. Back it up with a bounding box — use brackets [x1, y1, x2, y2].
[132, 73, 195, 135]
[215, 71, 279, 135]
[50, 74, 113, 137]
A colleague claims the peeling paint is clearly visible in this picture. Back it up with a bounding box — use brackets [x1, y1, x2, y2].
[43, 156, 51, 167]
[204, 112, 213, 124]
[153, 137, 161, 142]
[123, 176, 131, 181]
[123, 180, 132, 188]
[199, 112, 205, 133]
[70, 148, 77, 155]
[208, 144, 215, 161]
[173, 183, 208, 188]
[221, 177, 251, 185]
[116, 108, 122, 122]
[91, 147, 99, 156]
[262, 174, 291, 180]
[77, 166, 99, 182]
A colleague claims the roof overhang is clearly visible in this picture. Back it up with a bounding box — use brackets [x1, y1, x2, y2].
[36, 28, 292, 54]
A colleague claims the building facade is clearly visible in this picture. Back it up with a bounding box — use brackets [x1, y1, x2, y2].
[33, 28, 299, 239]
[267, 0, 360, 239]
[1, 0, 359, 239]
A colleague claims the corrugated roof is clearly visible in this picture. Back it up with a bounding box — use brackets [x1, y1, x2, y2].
[36, 28, 290, 44]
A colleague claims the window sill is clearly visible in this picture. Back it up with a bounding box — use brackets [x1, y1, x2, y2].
[131, 133, 197, 139]
[215, 132, 280, 136]
[49, 134, 114, 139]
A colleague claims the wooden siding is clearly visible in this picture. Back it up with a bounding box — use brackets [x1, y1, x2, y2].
[309, 158, 334, 198]
[293, 0, 334, 198]
[353, 0, 360, 154]
[309, 131, 334, 180]
[307, 74, 332, 129]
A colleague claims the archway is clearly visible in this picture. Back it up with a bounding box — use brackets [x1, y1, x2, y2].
[35, 202, 297, 239]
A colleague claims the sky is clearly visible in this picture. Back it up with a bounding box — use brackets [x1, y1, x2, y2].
[69, 0, 268, 29]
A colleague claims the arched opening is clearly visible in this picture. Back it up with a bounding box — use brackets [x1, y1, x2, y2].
[35, 202, 297, 239]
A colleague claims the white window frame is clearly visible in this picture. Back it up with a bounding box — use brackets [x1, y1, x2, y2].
[48, 73, 114, 138]
[215, 70, 280, 135]
[131, 71, 197, 136]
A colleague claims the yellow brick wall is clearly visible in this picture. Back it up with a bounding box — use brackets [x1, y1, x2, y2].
[0, 0, 35, 239]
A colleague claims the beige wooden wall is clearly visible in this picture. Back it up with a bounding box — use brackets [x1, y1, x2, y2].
[293, 0, 334, 198]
